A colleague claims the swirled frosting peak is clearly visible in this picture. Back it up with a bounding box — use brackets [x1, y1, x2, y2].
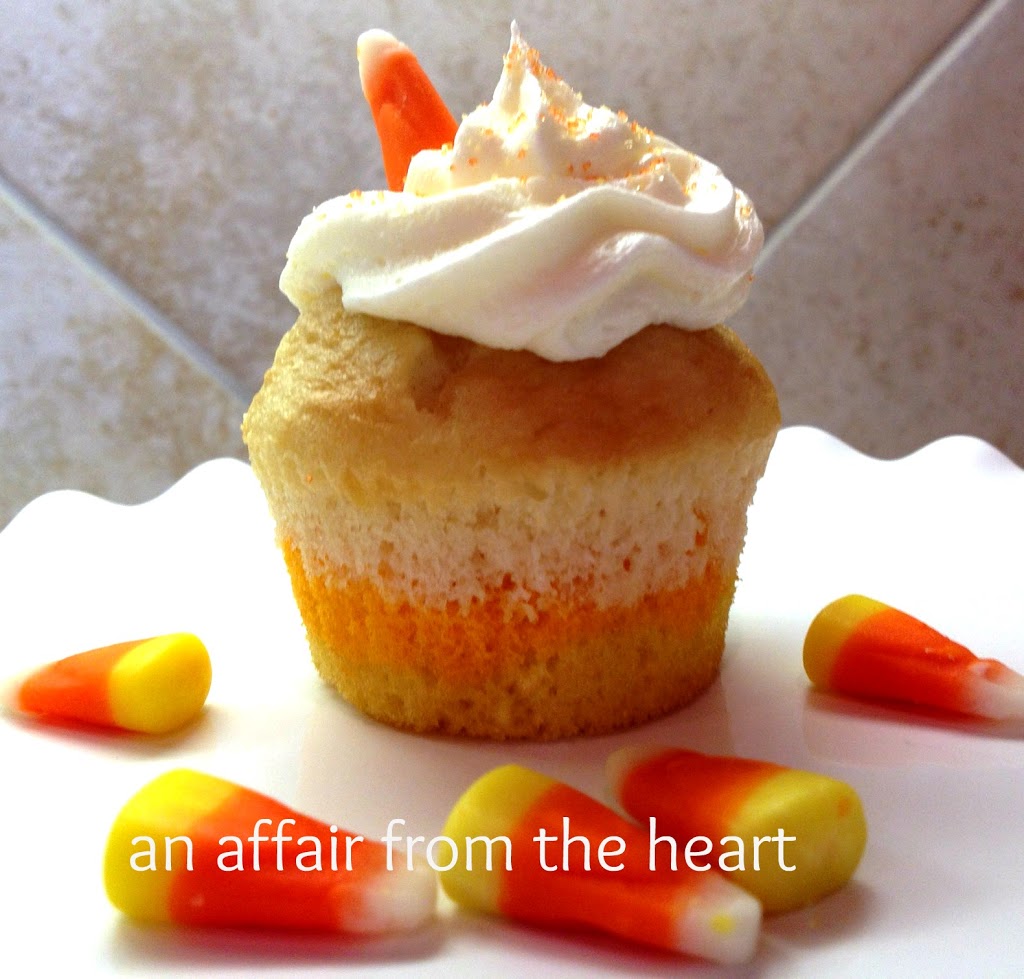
[280, 24, 763, 361]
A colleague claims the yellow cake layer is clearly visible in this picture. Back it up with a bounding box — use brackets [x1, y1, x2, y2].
[282, 539, 734, 739]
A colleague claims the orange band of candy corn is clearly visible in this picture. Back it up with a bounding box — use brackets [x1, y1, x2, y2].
[440, 764, 760, 964]
[804, 595, 1024, 719]
[357, 30, 458, 190]
[104, 769, 436, 934]
[608, 746, 867, 914]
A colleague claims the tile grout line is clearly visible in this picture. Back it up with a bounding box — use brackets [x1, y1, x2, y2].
[0, 168, 250, 407]
[759, 0, 1013, 269]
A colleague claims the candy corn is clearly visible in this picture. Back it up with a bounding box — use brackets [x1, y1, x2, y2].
[607, 747, 867, 914]
[6, 633, 212, 734]
[104, 769, 436, 934]
[357, 29, 458, 190]
[440, 764, 760, 964]
[804, 594, 1024, 721]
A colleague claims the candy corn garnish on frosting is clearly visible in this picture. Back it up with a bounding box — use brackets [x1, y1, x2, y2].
[804, 594, 1024, 721]
[440, 764, 761, 964]
[104, 769, 437, 934]
[357, 29, 458, 190]
[607, 747, 867, 914]
[5, 633, 211, 734]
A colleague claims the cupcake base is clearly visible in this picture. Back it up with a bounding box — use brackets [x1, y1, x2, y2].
[283, 540, 732, 739]
[243, 294, 780, 740]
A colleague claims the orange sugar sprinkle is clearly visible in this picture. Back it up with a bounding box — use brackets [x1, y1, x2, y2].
[467, 157, 479, 167]
[525, 45, 562, 83]
[516, 147, 527, 159]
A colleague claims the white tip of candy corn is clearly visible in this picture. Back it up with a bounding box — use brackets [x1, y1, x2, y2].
[0, 670, 27, 717]
[677, 874, 762, 965]
[356, 29, 404, 96]
[969, 667, 1024, 721]
[605, 744, 665, 802]
[340, 856, 437, 934]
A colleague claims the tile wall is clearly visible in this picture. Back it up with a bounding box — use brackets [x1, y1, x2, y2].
[1, 0, 1021, 527]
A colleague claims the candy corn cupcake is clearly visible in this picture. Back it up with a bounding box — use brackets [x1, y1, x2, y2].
[243, 26, 778, 739]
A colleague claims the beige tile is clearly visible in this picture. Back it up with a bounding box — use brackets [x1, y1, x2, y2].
[0, 193, 246, 529]
[734, 0, 1024, 462]
[0, 0, 984, 393]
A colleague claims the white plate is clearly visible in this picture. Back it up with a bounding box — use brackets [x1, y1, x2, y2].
[1, 427, 1022, 977]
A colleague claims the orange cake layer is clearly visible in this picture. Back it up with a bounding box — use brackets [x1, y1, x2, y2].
[282, 539, 733, 739]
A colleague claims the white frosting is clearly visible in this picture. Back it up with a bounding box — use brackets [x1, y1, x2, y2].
[280, 24, 763, 360]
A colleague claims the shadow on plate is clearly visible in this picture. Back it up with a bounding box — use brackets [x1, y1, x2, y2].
[802, 689, 1024, 769]
[106, 914, 448, 970]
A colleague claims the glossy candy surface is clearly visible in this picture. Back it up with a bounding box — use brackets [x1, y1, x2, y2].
[804, 594, 1024, 720]
[608, 746, 867, 913]
[104, 769, 437, 934]
[440, 764, 761, 964]
[8, 633, 211, 734]
[357, 29, 458, 190]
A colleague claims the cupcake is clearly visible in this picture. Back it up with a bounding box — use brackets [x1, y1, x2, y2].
[243, 25, 778, 739]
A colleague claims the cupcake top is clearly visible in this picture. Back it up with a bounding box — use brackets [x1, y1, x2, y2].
[280, 24, 762, 361]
